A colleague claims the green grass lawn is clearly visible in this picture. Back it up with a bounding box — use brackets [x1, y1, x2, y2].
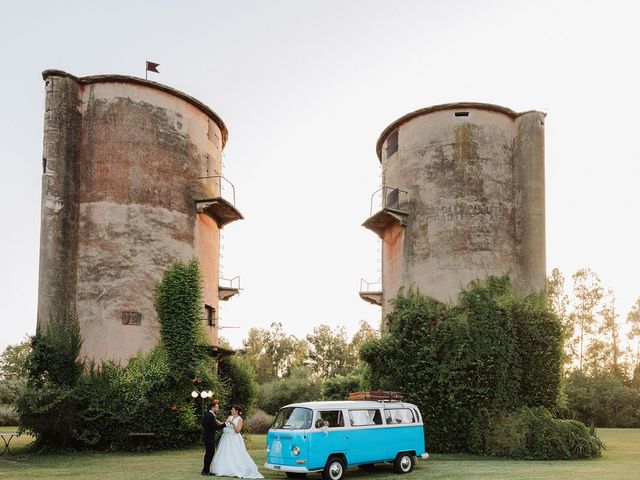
[1, 428, 639, 480]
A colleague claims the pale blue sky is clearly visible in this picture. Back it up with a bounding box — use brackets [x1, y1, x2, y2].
[1, 0, 639, 353]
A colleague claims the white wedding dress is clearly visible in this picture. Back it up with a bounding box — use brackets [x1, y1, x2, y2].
[211, 416, 263, 478]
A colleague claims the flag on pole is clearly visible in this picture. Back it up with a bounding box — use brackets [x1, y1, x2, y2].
[145, 61, 160, 79]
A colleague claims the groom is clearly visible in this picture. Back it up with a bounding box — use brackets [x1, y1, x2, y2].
[202, 399, 226, 476]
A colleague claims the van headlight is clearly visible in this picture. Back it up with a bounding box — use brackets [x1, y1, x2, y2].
[291, 446, 300, 456]
[266, 444, 270, 454]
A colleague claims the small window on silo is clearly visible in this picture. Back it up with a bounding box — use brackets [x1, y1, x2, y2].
[455, 112, 469, 117]
[122, 311, 142, 326]
[386, 130, 399, 158]
[205, 305, 216, 327]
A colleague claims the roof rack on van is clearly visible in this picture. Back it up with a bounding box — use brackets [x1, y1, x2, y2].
[348, 391, 403, 401]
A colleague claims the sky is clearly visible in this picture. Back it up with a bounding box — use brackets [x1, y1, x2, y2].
[1, 0, 639, 354]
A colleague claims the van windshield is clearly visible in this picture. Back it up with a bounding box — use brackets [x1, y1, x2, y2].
[273, 407, 313, 430]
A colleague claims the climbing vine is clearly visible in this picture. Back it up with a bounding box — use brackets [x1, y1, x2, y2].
[360, 276, 601, 459]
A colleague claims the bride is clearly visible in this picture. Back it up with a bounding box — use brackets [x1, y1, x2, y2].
[210, 405, 263, 478]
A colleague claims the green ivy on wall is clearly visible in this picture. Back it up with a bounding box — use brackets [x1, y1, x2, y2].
[17, 260, 228, 451]
[360, 276, 601, 459]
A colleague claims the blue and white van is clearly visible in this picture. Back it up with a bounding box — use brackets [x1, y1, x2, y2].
[264, 400, 428, 480]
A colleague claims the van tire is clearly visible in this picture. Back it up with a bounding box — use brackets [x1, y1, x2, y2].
[323, 455, 346, 480]
[393, 452, 414, 474]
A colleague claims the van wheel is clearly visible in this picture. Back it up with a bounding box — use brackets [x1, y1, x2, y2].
[393, 452, 414, 474]
[286, 473, 307, 478]
[323, 455, 346, 480]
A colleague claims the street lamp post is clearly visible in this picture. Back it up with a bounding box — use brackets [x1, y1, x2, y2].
[192, 389, 214, 418]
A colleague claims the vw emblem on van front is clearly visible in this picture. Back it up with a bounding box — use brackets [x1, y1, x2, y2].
[273, 440, 282, 454]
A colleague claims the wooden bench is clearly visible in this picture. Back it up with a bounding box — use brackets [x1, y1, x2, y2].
[128, 432, 154, 451]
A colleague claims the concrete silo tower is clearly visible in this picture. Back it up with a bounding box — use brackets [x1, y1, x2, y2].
[360, 103, 546, 331]
[38, 70, 243, 363]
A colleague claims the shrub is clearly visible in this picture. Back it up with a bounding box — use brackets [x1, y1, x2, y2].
[218, 355, 258, 415]
[245, 409, 274, 434]
[256, 368, 322, 415]
[17, 260, 227, 451]
[16, 310, 84, 447]
[71, 346, 226, 449]
[0, 405, 19, 426]
[564, 370, 640, 427]
[25, 311, 83, 388]
[479, 410, 526, 458]
[513, 294, 564, 409]
[360, 276, 572, 455]
[481, 407, 603, 459]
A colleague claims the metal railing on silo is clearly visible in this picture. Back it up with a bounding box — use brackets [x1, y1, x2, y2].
[197, 175, 237, 205]
[369, 186, 409, 216]
[360, 278, 382, 293]
[219, 275, 241, 290]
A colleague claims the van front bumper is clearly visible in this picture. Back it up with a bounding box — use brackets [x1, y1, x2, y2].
[264, 463, 312, 473]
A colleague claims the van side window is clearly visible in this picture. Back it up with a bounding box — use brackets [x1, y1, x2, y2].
[315, 410, 344, 428]
[384, 408, 416, 424]
[348, 409, 383, 426]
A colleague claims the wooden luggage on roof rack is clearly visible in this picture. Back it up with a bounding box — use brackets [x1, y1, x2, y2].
[348, 391, 402, 401]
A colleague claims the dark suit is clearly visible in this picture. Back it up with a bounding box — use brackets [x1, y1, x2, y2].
[202, 411, 226, 474]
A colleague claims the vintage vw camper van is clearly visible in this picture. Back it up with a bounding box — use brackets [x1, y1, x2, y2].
[265, 400, 428, 480]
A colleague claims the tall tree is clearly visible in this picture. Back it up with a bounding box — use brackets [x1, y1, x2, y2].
[547, 268, 574, 365]
[597, 290, 626, 379]
[571, 268, 603, 371]
[547, 268, 570, 319]
[350, 320, 379, 352]
[583, 339, 610, 377]
[306, 325, 357, 378]
[241, 322, 307, 383]
[627, 298, 640, 367]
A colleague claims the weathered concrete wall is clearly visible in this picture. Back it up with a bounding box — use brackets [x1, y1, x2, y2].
[374, 103, 546, 329]
[37, 75, 82, 329]
[37, 70, 229, 363]
[76, 203, 195, 360]
[514, 111, 546, 295]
